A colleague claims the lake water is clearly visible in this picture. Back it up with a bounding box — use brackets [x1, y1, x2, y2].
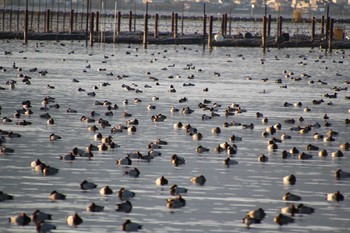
[0, 40, 350, 233]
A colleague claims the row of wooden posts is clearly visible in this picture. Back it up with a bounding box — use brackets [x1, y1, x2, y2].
[17, 5, 335, 51]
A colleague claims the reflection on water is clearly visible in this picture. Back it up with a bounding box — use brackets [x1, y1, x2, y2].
[0, 40, 350, 232]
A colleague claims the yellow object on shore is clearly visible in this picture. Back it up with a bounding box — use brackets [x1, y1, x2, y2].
[333, 28, 344, 40]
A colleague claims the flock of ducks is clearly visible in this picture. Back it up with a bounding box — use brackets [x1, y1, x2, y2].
[0, 42, 350, 232]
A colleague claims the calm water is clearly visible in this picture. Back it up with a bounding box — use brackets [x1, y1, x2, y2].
[0, 40, 350, 233]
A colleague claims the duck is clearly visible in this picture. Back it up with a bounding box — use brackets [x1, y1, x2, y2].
[98, 143, 108, 151]
[331, 150, 344, 158]
[121, 219, 142, 232]
[246, 208, 266, 222]
[86, 202, 104, 212]
[224, 157, 238, 166]
[173, 122, 183, 129]
[281, 204, 298, 216]
[49, 133, 61, 141]
[191, 175, 206, 185]
[339, 142, 349, 151]
[99, 186, 113, 195]
[169, 185, 188, 196]
[31, 159, 42, 168]
[31, 209, 52, 224]
[298, 152, 313, 160]
[66, 213, 83, 226]
[171, 154, 185, 166]
[334, 169, 350, 180]
[124, 167, 140, 178]
[36, 221, 57, 233]
[242, 215, 260, 228]
[281, 150, 292, 159]
[127, 126, 137, 133]
[156, 176, 169, 186]
[116, 157, 132, 166]
[306, 144, 319, 151]
[297, 204, 315, 214]
[148, 149, 161, 157]
[166, 195, 186, 209]
[117, 187, 136, 200]
[326, 191, 344, 202]
[318, 149, 328, 157]
[43, 166, 59, 176]
[211, 126, 221, 134]
[289, 147, 299, 154]
[148, 142, 161, 149]
[8, 212, 31, 226]
[0, 191, 14, 202]
[80, 180, 97, 190]
[195, 145, 210, 153]
[192, 132, 203, 141]
[283, 192, 301, 201]
[49, 190, 66, 201]
[274, 213, 294, 226]
[59, 152, 75, 161]
[116, 200, 133, 213]
[283, 174, 296, 185]
[258, 154, 268, 162]
[170, 106, 179, 113]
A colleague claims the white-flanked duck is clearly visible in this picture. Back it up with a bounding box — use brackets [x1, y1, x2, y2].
[80, 180, 97, 190]
[117, 187, 136, 200]
[66, 213, 83, 227]
[8, 212, 31, 226]
[166, 195, 186, 209]
[169, 185, 188, 196]
[191, 175, 206, 185]
[49, 190, 66, 201]
[100, 186, 113, 195]
[86, 202, 104, 212]
[326, 191, 344, 202]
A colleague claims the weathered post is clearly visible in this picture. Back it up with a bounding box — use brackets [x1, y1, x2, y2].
[321, 16, 324, 35]
[37, 0, 41, 32]
[311, 16, 315, 41]
[174, 13, 178, 38]
[2, 1, 5, 32]
[96, 11, 99, 35]
[45, 9, 50, 32]
[117, 11, 121, 35]
[262, 16, 266, 52]
[90, 12, 94, 46]
[203, 3, 206, 45]
[143, 2, 148, 49]
[328, 18, 333, 53]
[208, 15, 213, 49]
[154, 13, 158, 38]
[268, 14, 271, 37]
[129, 11, 132, 32]
[17, 0, 20, 31]
[171, 12, 174, 36]
[277, 16, 282, 38]
[24, 0, 29, 45]
[70, 9, 74, 33]
[10, 0, 13, 32]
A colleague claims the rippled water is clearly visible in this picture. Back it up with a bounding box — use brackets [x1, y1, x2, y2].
[0, 40, 350, 233]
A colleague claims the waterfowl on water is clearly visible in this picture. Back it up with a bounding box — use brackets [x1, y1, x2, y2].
[36, 221, 57, 233]
[171, 154, 185, 166]
[49, 190, 66, 201]
[121, 219, 142, 232]
[334, 169, 350, 180]
[331, 150, 344, 158]
[59, 152, 75, 161]
[191, 175, 206, 185]
[242, 208, 266, 228]
[281, 204, 298, 216]
[66, 213, 83, 226]
[298, 152, 313, 160]
[86, 202, 104, 212]
[297, 204, 315, 214]
[43, 166, 59, 176]
[169, 185, 188, 196]
[100, 186, 113, 195]
[283, 174, 296, 185]
[116, 200, 133, 213]
[166, 195, 186, 209]
[283, 192, 301, 201]
[117, 188, 136, 200]
[326, 191, 344, 202]
[124, 167, 140, 178]
[49, 133, 61, 141]
[8, 212, 31, 226]
[258, 154, 268, 162]
[274, 213, 294, 226]
[116, 157, 132, 166]
[0, 191, 14, 202]
[156, 176, 169, 186]
[31, 209, 52, 224]
[80, 180, 97, 190]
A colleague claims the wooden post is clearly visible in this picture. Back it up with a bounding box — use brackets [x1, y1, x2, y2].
[262, 16, 266, 52]
[63, 0, 66, 32]
[311, 16, 315, 41]
[37, 0, 41, 32]
[117, 11, 121, 35]
[208, 15, 213, 49]
[321, 16, 324, 36]
[85, 0, 89, 47]
[56, 1, 60, 32]
[17, 0, 20, 32]
[277, 16, 282, 37]
[24, 0, 29, 45]
[154, 13, 158, 38]
[171, 12, 174, 36]
[90, 12, 94, 46]
[267, 14, 271, 37]
[96, 11, 99, 34]
[203, 3, 206, 45]
[229, 5, 232, 35]
[220, 14, 224, 35]
[2, 1, 5, 31]
[174, 13, 178, 38]
[181, 3, 184, 35]
[325, 16, 330, 49]
[70, 9, 74, 33]
[328, 18, 333, 53]
[30, 0, 34, 31]
[45, 9, 50, 32]
[129, 11, 132, 32]
[143, 2, 148, 49]
[10, 0, 13, 32]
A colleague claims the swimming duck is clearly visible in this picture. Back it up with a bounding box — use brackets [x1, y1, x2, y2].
[298, 152, 313, 160]
[297, 204, 315, 214]
[156, 176, 169, 186]
[169, 185, 188, 196]
[242, 215, 260, 228]
[98, 143, 108, 151]
[127, 126, 137, 133]
[116, 200, 133, 213]
[148, 149, 161, 157]
[211, 127, 221, 134]
[339, 142, 349, 151]
[224, 157, 238, 166]
[306, 144, 319, 151]
[36, 221, 57, 233]
[49, 190, 66, 201]
[80, 180, 97, 190]
[289, 147, 299, 154]
[0, 191, 14, 202]
[326, 191, 344, 202]
[283, 192, 301, 201]
[49, 133, 61, 141]
[281, 204, 298, 216]
[8, 212, 31, 226]
[274, 213, 294, 226]
[66, 213, 83, 226]
[166, 195, 186, 209]
[334, 169, 350, 180]
[116, 157, 132, 166]
[246, 208, 266, 222]
[258, 154, 268, 162]
[31, 209, 52, 224]
[43, 166, 59, 176]
[124, 168, 140, 178]
[100, 186, 113, 195]
[59, 152, 75, 161]
[192, 132, 203, 141]
[283, 174, 296, 185]
[31, 159, 42, 168]
[121, 219, 142, 232]
[117, 188, 136, 200]
[318, 149, 328, 157]
[191, 175, 206, 185]
[86, 202, 104, 212]
[171, 154, 185, 166]
[195, 145, 210, 153]
[126, 119, 139, 125]
[331, 150, 344, 158]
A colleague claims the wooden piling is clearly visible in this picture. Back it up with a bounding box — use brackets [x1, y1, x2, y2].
[143, 2, 148, 49]
[17, 1, 20, 32]
[267, 14, 271, 37]
[129, 11, 132, 32]
[90, 12, 94, 46]
[117, 11, 121, 35]
[262, 16, 266, 52]
[221, 14, 224, 35]
[9, 2, 13, 32]
[154, 13, 159, 38]
[277, 16, 282, 37]
[45, 9, 50, 32]
[96, 11, 99, 34]
[70, 9, 74, 33]
[37, 0, 41, 32]
[30, 0, 34, 31]
[321, 16, 324, 35]
[328, 18, 333, 53]
[2, 1, 4, 31]
[174, 13, 178, 38]
[325, 16, 330, 49]
[171, 12, 175, 37]
[311, 16, 315, 41]
[208, 15, 213, 49]
[24, 2, 28, 45]
[203, 3, 206, 45]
